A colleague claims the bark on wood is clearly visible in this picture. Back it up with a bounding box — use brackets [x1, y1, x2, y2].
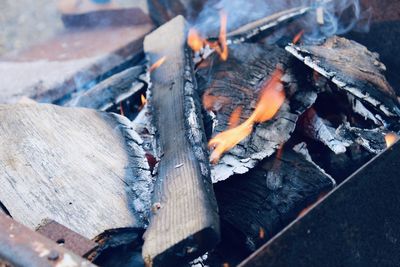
[286, 36, 400, 118]
[142, 16, 219, 266]
[66, 65, 146, 110]
[214, 147, 335, 252]
[0, 104, 153, 247]
[197, 43, 308, 182]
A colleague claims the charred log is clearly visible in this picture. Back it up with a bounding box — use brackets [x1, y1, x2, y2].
[142, 16, 219, 266]
[214, 147, 335, 252]
[286, 36, 400, 119]
[197, 43, 313, 182]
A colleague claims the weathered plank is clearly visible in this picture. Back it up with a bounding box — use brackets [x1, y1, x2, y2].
[142, 16, 220, 266]
[0, 19, 153, 104]
[0, 104, 153, 245]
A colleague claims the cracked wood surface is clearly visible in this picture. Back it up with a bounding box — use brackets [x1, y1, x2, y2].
[142, 16, 219, 266]
[0, 103, 152, 244]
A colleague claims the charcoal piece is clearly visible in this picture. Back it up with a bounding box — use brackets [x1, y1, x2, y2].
[214, 147, 335, 252]
[286, 36, 400, 118]
[142, 16, 219, 266]
[66, 65, 146, 110]
[0, 103, 153, 248]
[336, 122, 387, 154]
[298, 108, 350, 154]
[347, 94, 385, 126]
[197, 43, 307, 182]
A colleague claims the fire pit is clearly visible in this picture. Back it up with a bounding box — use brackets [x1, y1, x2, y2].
[1, 0, 400, 266]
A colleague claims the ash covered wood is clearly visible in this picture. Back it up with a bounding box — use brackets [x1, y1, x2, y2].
[286, 36, 400, 118]
[0, 104, 153, 247]
[197, 43, 311, 182]
[214, 147, 335, 252]
[66, 65, 146, 110]
[142, 16, 219, 266]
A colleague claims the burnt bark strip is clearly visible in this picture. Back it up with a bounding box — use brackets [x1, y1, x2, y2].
[214, 147, 335, 252]
[286, 36, 400, 118]
[197, 43, 304, 182]
[66, 66, 146, 110]
[142, 16, 219, 266]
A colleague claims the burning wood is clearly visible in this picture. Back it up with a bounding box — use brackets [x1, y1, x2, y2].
[385, 132, 399, 148]
[286, 36, 400, 120]
[142, 16, 219, 266]
[214, 147, 335, 251]
[197, 43, 310, 182]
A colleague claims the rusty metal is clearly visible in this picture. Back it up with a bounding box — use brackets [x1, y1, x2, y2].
[36, 219, 99, 260]
[239, 140, 400, 267]
[0, 214, 97, 267]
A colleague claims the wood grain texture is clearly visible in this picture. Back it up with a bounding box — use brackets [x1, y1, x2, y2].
[0, 104, 153, 244]
[142, 16, 219, 266]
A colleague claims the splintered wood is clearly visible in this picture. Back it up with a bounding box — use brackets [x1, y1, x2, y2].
[0, 104, 152, 245]
[142, 16, 219, 266]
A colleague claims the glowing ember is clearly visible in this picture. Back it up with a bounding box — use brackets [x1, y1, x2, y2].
[119, 102, 124, 116]
[188, 29, 204, 52]
[149, 56, 166, 72]
[208, 67, 286, 164]
[259, 227, 265, 239]
[202, 89, 231, 111]
[385, 132, 399, 148]
[228, 106, 242, 129]
[292, 30, 305, 45]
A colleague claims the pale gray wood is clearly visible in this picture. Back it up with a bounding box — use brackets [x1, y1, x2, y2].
[0, 103, 153, 244]
[142, 16, 219, 266]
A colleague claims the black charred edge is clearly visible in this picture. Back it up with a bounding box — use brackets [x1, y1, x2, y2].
[183, 45, 220, 222]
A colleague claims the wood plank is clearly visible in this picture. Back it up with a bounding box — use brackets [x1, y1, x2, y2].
[0, 104, 153, 245]
[142, 16, 220, 266]
[0, 18, 153, 104]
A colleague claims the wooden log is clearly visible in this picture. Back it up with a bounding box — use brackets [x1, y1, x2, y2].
[0, 20, 153, 104]
[142, 16, 220, 266]
[197, 43, 310, 182]
[0, 103, 153, 248]
[66, 65, 146, 110]
[214, 147, 335, 252]
[285, 36, 400, 119]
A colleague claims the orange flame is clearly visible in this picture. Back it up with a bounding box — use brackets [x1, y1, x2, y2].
[187, 11, 228, 61]
[149, 56, 166, 72]
[228, 106, 243, 129]
[385, 132, 399, 148]
[259, 227, 266, 239]
[202, 89, 231, 112]
[188, 29, 204, 52]
[292, 30, 305, 45]
[139, 94, 147, 111]
[208, 67, 286, 164]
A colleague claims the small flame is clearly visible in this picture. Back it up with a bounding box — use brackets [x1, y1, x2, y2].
[292, 30, 305, 45]
[228, 106, 242, 129]
[202, 89, 231, 112]
[187, 11, 228, 61]
[208, 67, 285, 164]
[385, 132, 399, 148]
[188, 29, 204, 52]
[139, 94, 147, 111]
[149, 56, 166, 72]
